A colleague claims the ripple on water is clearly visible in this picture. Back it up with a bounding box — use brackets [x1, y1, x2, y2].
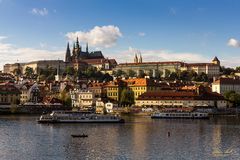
[0, 115, 240, 159]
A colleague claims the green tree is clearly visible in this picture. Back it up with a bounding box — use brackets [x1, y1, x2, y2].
[155, 70, 163, 78]
[128, 69, 136, 77]
[114, 69, 125, 77]
[120, 89, 134, 107]
[101, 73, 113, 82]
[25, 67, 34, 77]
[236, 66, 240, 72]
[59, 90, 72, 106]
[65, 96, 72, 107]
[189, 70, 198, 81]
[196, 72, 208, 82]
[224, 91, 240, 107]
[138, 70, 146, 78]
[164, 69, 171, 78]
[13, 68, 21, 76]
[224, 90, 236, 100]
[85, 67, 97, 77]
[65, 66, 75, 75]
[169, 72, 178, 81]
[221, 66, 235, 75]
[179, 70, 189, 81]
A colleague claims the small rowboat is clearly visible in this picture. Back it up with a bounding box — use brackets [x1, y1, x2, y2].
[71, 134, 88, 138]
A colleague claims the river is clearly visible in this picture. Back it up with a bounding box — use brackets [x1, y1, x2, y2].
[0, 115, 240, 160]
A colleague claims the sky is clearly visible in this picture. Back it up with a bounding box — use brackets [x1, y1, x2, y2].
[0, 0, 240, 69]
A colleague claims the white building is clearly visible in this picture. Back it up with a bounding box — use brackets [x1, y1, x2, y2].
[105, 102, 114, 113]
[212, 77, 240, 95]
[70, 89, 95, 108]
[135, 91, 229, 109]
[181, 57, 220, 78]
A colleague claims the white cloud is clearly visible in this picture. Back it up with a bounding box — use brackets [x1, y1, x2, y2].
[0, 36, 7, 41]
[108, 47, 209, 64]
[66, 25, 122, 48]
[107, 47, 240, 68]
[138, 32, 146, 37]
[31, 8, 48, 16]
[39, 42, 47, 48]
[227, 38, 240, 48]
[0, 40, 64, 70]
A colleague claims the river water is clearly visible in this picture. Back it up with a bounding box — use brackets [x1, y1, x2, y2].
[0, 115, 240, 160]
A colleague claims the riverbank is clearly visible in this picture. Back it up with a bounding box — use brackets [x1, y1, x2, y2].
[1, 105, 239, 117]
[0, 105, 71, 115]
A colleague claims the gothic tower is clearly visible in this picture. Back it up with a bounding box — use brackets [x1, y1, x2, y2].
[212, 56, 220, 65]
[139, 53, 143, 63]
[134, 53, 138, 63]
[86, 43, 89, 53]
[65, 42, 71, 63]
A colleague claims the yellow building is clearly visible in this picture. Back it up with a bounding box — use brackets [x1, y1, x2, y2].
[123, 78, 162, 100]
[105, 79, 124, 101]
[105, 78, 162, 102]
[0, 82, 21, 105]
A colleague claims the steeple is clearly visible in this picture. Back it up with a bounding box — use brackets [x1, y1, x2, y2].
[76, 37, 80, 49]
[212, 56, 220, 65]
[86, 43, 89, 53]
[72, 43, 75, 51]
[55, 59, 62, 82]
[139, 53, 142, 63]
[65, 42, 71, 62]
[134, 53, 138, 63]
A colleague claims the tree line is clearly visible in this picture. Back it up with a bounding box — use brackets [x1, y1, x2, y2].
[113, 69, 209, 82]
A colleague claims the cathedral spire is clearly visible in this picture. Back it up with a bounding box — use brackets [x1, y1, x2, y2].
[65, 42, 71, 62]
[134, 53, 138, 63]
[139, 53, 142, 63]
[86, 43, 89, 53]
[76, 37, 80, 49]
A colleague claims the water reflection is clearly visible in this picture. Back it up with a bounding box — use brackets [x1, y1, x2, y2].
[0, 115, 240, 159]
[211, 118, 240, 158]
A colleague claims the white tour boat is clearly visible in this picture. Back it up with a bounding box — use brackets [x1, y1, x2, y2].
[151, 112, 209, 119]
[38, 111, 125, 123]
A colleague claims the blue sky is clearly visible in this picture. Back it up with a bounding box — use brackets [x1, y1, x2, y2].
[0, 0, 240, 68]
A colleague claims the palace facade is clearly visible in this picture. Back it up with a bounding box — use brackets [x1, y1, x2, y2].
[114, 55, 220, 78]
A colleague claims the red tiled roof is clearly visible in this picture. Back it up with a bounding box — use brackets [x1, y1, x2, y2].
[137, 91, 225, 100]
[118, 61, 184, 66]
[0, 82, 21, 94]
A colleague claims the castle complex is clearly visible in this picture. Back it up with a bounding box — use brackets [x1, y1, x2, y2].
[65, 37, 117, 71]
[3, 37, 221, 79]
[114, 54, 220, 78]
[3, 37, 117, 75]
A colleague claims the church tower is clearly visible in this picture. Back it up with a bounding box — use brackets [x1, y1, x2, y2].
[139, 53, 143, 63]
[212, 56, 220, 66]
[134, 54, 138, 63]
[65, 42, 71, 63]
[72, 43, 76, 60]
[76, 37, 80, 49]
[86, 43, 89, 53]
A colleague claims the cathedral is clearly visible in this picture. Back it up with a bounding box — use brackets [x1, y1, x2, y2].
[65, 37, 104, 63]
[65, 37, 117, 71]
